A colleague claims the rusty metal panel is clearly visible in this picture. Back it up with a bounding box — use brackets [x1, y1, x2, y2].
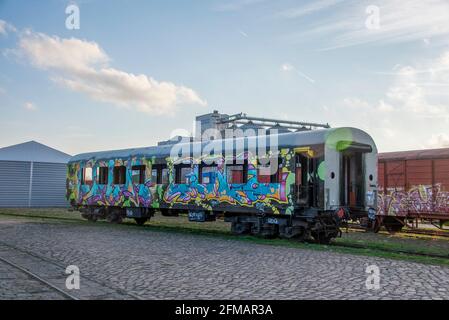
[378, 162, 385, 191]
[386, 160, 405, 189]
[378, 153, 449, 218]
[434, 159, 449, 190]
[406, 159, 432, 187]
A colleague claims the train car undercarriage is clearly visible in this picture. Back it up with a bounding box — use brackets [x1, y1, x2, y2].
[76, 206, 343, 244]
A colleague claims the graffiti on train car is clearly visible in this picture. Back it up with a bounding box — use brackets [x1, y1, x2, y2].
[377, 184, 449, 216]
[163, 149, 295, 214]
[66, 148, 296, 214]
[67, 157, 158, 208]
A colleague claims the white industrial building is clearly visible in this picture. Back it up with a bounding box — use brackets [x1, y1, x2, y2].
[0, 141, 71, 207]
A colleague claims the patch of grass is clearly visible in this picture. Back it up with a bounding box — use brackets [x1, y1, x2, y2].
[1, 208, 449, 267]
[0, 208, 83, 221]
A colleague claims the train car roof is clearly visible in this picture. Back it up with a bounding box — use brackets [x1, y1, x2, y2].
[378, 147, 449, 161]
[69, 127, 377, 163]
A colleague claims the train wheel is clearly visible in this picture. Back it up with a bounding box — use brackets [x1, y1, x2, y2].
[86, 215, 97, 222]
[384, 217, 404, 233]
[372, 217, 382, 233]
[134, 218, 147, 226]
[231, 222, 251, 235]
[385, 224, 403, 233]
[312, 232, 332, 244]
[106, 210, 123, 224]
[259, 223, 279, 239]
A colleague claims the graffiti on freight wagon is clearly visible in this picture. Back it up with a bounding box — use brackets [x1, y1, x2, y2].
[377, 184, 449, 216]
[66, 149, 296, 214]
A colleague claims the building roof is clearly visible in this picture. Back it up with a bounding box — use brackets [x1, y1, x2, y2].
[379, 147, 449, 161]
[0, 141, 71, 163]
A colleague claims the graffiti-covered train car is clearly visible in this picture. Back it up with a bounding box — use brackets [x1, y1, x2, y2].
[377, 148, 449, 232]
[66, 127, 378, 243]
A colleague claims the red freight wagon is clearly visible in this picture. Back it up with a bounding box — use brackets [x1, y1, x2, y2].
[377, 148, 449, 232]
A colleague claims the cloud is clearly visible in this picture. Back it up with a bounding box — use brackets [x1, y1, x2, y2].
[0, 20, 16, 36]
[283, 0, 449, 50]
[427, 133, 449, 148]
[24, 102, 37, 111]
[16, 30, 207, 115]
[384, 51, 449, 117]
[277, 0, 343, 19]
[18, 30, 109, 72]
[238, 30, 249, 38]
[335, 49, 449, 151]
[280, 63, 294, 72]
[280, 63, 315, 83]
[213, 0, 266, 12]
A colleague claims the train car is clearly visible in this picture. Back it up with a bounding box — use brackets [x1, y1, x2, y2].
[377, 147, 449, 232]
[66, 127, 378, 243]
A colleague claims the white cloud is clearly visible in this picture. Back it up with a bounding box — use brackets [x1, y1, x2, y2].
[238, 30, 249, 38]
[342, 97, 371, 109]
[280, 63, 294, 72]
[384, 52, 449, 117]
[280, 62, 315, 83]
[277, 0, 342, 19]
[343, 98, 394, 113]
[18, 31, 109, 72]
[284, 0, 449, 50]
[24, 102, 37, 111]
[0, 20, 16, 36]
[214, 0, 266, 12]
[427, 133, 449, 148]
[16, 31, 207, 115]
[335, 50, 449, 151]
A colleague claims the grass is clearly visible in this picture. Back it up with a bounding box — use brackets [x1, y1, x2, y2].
[1, 208, 449, 267]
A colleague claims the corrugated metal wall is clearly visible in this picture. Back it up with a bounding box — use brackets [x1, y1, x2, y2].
[0, 161, 31, 207]
[31, 162, 68, 207]
[0, 160, 68, 207]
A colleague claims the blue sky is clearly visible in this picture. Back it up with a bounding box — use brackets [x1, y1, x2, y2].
[1, 0, 449, 155]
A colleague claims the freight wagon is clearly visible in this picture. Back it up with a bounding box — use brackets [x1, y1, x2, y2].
[376, 148, 449, 232]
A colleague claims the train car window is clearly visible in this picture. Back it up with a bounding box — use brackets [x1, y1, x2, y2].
[226, 162, 247, 184]
[200, 165, 218, 184]
[151, 164, 168, 184]
[257, 165, 271, 183]
[161, 168, 169, 184]
[131, 165, 145, 184]
[257, 159, 281, 183]
[113, 166, 126, 184]
[81, 167, 93, 186]
[175, 165, 192, 184]
[96, 167, 108, 185]
[151, 168, 158, 183]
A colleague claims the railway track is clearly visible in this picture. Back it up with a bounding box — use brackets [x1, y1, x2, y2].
[331, 241, 449, 259]
[0, 240, 145, 300]
[0, 255, 79, 300]
[346, 222, 449, 239]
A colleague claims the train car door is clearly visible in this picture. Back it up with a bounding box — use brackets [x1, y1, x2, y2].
[340, 151, 364, 207]
[295, 152, 316, 207]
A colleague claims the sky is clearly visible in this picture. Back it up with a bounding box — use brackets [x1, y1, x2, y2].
[1, 0, 449, 155]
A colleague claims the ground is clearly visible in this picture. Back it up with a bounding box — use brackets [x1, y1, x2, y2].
[0, 214, 448, 300]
